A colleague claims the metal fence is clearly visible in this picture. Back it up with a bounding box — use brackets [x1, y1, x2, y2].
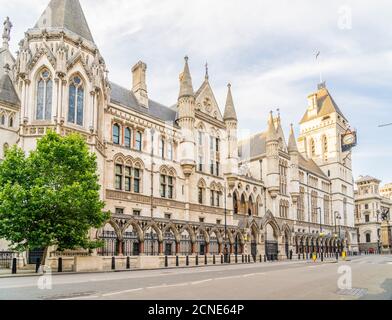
[0, 251, 15, 269]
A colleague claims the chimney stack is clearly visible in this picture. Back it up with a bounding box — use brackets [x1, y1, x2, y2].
[132, 61, 148, 108]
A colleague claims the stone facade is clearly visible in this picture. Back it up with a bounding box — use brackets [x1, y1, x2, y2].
[0, 0, 359, 264]
[354, 176, 392, 253]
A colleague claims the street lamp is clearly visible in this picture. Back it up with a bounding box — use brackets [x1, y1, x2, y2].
[317, 207, 324, 261]
[334, 211, 341, 257]
[376, 210, 381, 254]
[224, 182, 231, 263]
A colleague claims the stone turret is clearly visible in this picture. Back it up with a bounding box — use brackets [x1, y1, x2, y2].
[177, 56, 196, 176]
[223, 83, 238, 177]
[288, 124, 300, 202]
[266, 111, 279, 198]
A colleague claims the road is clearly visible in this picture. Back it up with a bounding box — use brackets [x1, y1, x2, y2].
[0, 255, 391, 300]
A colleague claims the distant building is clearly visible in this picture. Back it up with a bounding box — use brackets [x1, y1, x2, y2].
[380, 183, 392, 200]
[354, 176, 392, 253]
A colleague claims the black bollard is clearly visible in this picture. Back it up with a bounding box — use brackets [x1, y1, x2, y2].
[264, 255, 267, 262]
[221, 255, 224, 264]
[196, 255, 199, 266]
[186, 255, 189, 266]
[12, 258, 17, 274]
[242, 255, 244, 263]
[35, 258, 40, 273]
[213, 255, 216, 265]
[111, 256, 116, 270]
[205, 254, 207, 265]
[235, 254, 238, 264]
[176, 255, 179, 267]
[58, 257, 63, 273]
[165, 255, 168, 267]
[126, 256, 130, 269]
[228, 254, 231, 263]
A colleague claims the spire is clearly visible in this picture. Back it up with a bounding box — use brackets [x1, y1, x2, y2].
[33, 0, 94, 43]
[179, 56, 194, 98]
[2, 17, 12, 49]
[287, 124, 299, 153]
[266, 111, 277, 141]
[224, 83, 237, 121]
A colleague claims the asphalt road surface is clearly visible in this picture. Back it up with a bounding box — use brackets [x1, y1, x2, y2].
[0, 255, 391, 300]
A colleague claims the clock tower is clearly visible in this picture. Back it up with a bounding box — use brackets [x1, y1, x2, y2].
[297, 82, 357, 244]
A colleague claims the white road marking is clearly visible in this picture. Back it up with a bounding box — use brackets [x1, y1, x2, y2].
[191, 279, 212, 285]
[60, 295, 99, 300]
[102, 288, 143, 297]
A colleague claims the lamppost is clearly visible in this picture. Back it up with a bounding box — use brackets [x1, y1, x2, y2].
[224, 182, 230, 263]
[376, 210, 381, 254]
[334, 211, 341, 257]
[317, 207, 324, 261]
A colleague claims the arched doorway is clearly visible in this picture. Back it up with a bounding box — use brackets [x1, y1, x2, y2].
[265, 223, 278, 261]
[196, 231, 207, 255]
[123, 224, 140, 256]
[180, 229, 192, 255]
[97, 223, 118, 256]
[163, 230, 176, 256]
[251, 229, 258, 257]
[145, 227, 159, 256]
[210, 232, 219, 255]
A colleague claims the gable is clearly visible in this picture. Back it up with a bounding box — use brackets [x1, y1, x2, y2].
[195, 80, 223, 122]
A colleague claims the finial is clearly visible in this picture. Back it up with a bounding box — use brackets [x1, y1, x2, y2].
[205, 61, 209, 80]
[184, 56, 189, 63]
[228, 83, 231, 89]
[2, 16, 12, 49]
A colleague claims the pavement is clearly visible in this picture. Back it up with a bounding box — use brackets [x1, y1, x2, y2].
[0, 254, 391, 300]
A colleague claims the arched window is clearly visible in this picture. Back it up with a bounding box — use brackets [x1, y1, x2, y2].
[160, 169, 175, 199]
[298, 187, 305, 221]
[124, 127, 131, 148]
[9, 116, 13, 128]
[68, 76, 84, 126]
[135, 131, 142, 151]
[198, 180, 206, 205]
[310, 138, 316, 157]
[36, 70, 53, 120]
[114, 157, 143, 193]
[322, 135, 328, 161]
[365, 233, 371, 243]
[0, 114, 5, 126]
[233, 192, 239, 214]
[113, 124, 120, 145]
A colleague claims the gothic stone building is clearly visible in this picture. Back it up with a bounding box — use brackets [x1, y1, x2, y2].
[0, 0, 358, 263]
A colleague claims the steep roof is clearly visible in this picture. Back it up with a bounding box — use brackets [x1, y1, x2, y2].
[300, 85, 347, 124]
[0, 73, 20, 106]
[238, 132, 267, 160]
[0, 47, 15, 78]
[298, 154, 328, 179]
[33, 0, 94, 43]
[109, 82, 177, 124]
[178, 57, 194, 98]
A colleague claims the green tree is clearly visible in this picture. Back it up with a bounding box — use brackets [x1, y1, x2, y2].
[0, 131, 108, 264]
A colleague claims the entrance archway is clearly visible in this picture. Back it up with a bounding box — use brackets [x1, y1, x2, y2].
[97, 223, 118, 256]
[145, 227, 159, 256]
[123, 224, 140, 256]
[265, 223, 278, 261]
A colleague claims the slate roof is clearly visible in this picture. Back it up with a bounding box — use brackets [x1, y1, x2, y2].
[0, 73, 20, 106]
[300, 86, 347, 124]
[238, 132, 267, 160]
[33, 0, 95, 43]
[298, 154, 328, 179]
[109, 82, 178, 124]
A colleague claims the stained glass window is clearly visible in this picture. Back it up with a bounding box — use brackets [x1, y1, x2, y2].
[68, 76, 84, 126]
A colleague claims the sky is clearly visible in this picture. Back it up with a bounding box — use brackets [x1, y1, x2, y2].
[1, 0, 392, 183]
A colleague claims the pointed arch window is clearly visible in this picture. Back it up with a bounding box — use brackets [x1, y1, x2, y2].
[68, 76, 84, 126]
[0, 114, 5, 126]
[310, 138, 316, 157]
[36, 70, 53, 120]
[9, 116, 13, 128]
[322, 135, 328, 161]
[124, 127, 131, 148]
[112, 124, 120, 145]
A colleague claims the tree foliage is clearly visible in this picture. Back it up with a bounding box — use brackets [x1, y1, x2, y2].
[0, 131, 108, 253]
